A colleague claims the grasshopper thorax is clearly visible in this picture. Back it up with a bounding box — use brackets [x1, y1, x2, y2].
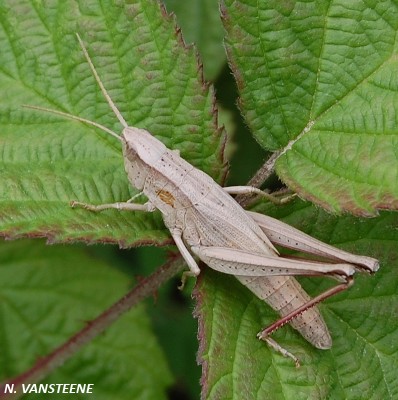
[121, 126, 167, 190]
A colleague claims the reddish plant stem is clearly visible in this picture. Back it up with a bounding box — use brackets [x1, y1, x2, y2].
[0, 255, 184, 399]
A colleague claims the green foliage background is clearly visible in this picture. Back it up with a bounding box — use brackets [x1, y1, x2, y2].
[0, 1, 397, 399]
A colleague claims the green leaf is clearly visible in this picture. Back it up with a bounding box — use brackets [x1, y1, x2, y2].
[0, 0, 226, 246]
[164, 0, 226, 81]
[196, 201, 398, 400]
[163, 0, 226, 81]
[223, 0, 398, 215]
[0, 2, 396, 400]
[0, 239, 172, 399]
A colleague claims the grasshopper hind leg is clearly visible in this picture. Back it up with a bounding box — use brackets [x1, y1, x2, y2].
[263, 337, 301, 367]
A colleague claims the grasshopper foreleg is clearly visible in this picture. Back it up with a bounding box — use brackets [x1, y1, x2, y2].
[70, 199, 156, 212]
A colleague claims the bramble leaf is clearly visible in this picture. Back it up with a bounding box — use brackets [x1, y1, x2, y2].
[196, 200, 398, 400]
[0, 1, 396, 400]
[223, 0, 398, 215]
[0, 239, 172, 400]
[0, 0, 226, 246]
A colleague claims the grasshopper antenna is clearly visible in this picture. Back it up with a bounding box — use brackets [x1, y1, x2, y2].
[22, 33, 133, 142]
[22, 104, 122, 141]
[76, 33, 128, 129]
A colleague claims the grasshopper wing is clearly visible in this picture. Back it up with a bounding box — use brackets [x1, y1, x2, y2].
[246, 211, 379, 273]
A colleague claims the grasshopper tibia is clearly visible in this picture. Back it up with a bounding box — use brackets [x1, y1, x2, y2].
[257, 277, 354, 352]
[70, 200, 155, 212]
[224, 186, 297, 205]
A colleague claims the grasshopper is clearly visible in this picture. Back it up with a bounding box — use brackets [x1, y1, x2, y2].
[25, 34, 379, 366]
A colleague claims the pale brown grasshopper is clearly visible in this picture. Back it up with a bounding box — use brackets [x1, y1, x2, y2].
[25, 34, 379, 366]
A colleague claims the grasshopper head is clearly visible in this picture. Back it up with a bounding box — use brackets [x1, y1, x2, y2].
[121, 126, 167, 190]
